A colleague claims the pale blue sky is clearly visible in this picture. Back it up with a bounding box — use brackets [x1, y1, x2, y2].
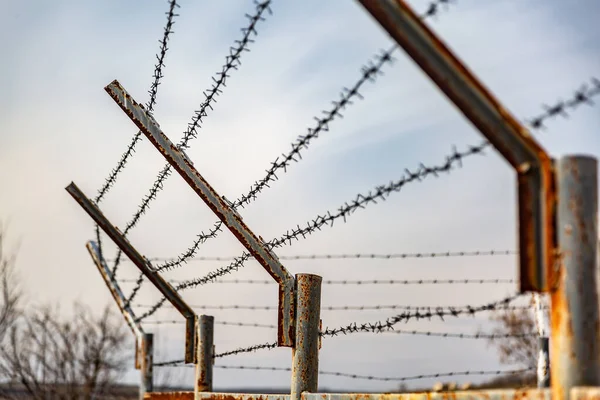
[0, 0, 599, 393]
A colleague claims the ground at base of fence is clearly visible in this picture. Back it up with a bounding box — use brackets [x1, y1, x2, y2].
[143, 387, 600, 400]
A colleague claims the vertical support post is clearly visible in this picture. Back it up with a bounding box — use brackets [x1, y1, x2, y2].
[195, 315, 214, 394]
[291, 274, 322, 400]
[551, 155, 600, 400]
[140, 333, 154, 400]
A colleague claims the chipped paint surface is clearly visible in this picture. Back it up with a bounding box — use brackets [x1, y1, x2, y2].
[357, 0, 555, 292]
[104, 80, 296, 347]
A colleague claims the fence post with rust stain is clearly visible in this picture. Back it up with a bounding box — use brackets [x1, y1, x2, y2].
[550, 155, 600, 400]
[140, 333, 154, 399]
[195, 315, 214, 394]
[291, 274, 322, 400]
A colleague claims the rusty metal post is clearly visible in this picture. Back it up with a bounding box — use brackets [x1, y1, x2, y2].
[291, 274, 322, 400]
[195, 315, 214, 393]
[551, 155, 600, 400]
[140, 333, 154, 399]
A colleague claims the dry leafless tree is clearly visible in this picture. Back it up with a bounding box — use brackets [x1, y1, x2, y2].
[0, 302, 132, 399]
[0, 224, 21, 344]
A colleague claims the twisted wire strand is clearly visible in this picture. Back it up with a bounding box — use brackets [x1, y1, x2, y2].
[136, 75, 599, 318]
[140, 318, 534, 339]
[114, 249, 516, 264]
[134, 296, 532, 313]
[149, 0, 460, 277]
[320, 294, 523, 337]
[157, 141, 490, 300]
[121, 277, 514, 285]
[527, 77, 600, 129]
[154, 362, 532, 383]
[150, 294, 524, 366]
[95, 0, 180, 204]
[93, 0, 180, 262]
[143, 320, 277, 329]
[112, 0, 274, 278]
[134, 303, 541, 312]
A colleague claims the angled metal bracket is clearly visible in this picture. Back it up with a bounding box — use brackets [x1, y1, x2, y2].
[358, 0, 556, 292]
[104, 79, 297, 346]
[86, 240, 146, 369]
[66, 183, 198, 363]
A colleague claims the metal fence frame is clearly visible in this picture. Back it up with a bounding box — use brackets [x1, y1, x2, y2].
[65, 1, 599, 399]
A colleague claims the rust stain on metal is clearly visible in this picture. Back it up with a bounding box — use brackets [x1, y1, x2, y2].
[66, 183, 197, 363]
[144, 392, 194, 400]
[357, 0, 556, 293]
[104, 79, 296, 347]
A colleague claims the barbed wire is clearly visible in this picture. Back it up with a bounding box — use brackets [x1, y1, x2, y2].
[111, 0, 274, 278]
[114, 249, 516, 264]
[121, 277, 513, 285]
[147, 1, 461, 278]
[134, 299, 534, 313]
[94, 0, 180, 205]
[135, 73, 599, 318]
[320, 294, 523, 337]
[152, 140, 491, 300]
[152, 294, 524, 365]
[155, 362, 532, 383]
[527, 77, 600, 129]
[143, 320, 277, 329]
[385, 330, 536, 340]
[141, 318, 534, 339]
[92, 0, 180, 264]
[215, 341, 279, 359]
[218, 365, 533, 383]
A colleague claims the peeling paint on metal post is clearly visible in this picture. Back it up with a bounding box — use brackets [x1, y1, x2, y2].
[551, 156, 600, 400]
[141, 333, 154, 399]
[195, 315, 214, 395]
[291, 274, 322, 400]
[104, 80, 297, 347]
[66, 183, 197, 363]
[357, 0, 556, 292]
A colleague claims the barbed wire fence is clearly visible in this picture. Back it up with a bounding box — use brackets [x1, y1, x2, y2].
[72, 0, 600, 396]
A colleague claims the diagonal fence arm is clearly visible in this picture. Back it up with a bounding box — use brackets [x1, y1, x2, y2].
[66, 183, 198, 363]
[86, 240, 146, 368]
[357, 0, 556, 292]
[104, 79, 297, 347]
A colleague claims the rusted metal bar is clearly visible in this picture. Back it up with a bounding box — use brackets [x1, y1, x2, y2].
[301, 390, 552, 400]
[141, 333, 154, 398]
[87, 240, 154, 399]
[550, 156, 600, 400]
[86, 241, 144, 356]
[291, 274, 322, 400]
[66, 182, 197, 363]
[571, 387, 600, 400]
[357, 0, 556, 292]
[195, 315, 214, 393]
[103, 79, 296, 347]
